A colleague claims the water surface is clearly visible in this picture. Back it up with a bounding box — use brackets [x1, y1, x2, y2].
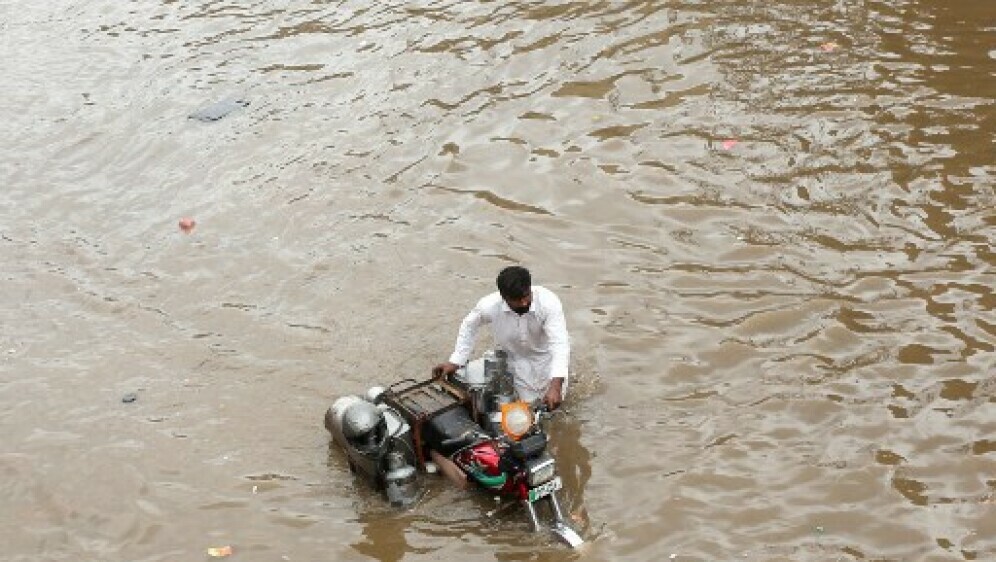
[1, 1, 993, 561]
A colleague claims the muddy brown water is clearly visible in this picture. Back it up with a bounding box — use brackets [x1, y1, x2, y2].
[1, 1, 993, 561]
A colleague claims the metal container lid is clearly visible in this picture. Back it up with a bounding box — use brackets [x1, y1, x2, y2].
[455, 358, 490, 386]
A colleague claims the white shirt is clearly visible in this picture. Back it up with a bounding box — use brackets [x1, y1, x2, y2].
[448, 286, 570, 401]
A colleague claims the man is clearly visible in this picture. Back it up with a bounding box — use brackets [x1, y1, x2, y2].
[433, 266, 570, 410]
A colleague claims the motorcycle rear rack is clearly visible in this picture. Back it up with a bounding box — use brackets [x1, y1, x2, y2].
[379, 376, 469, 469]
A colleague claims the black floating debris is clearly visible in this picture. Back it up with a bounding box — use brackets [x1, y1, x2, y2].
[188, 98, 249, 122]
[122, 392, 138, 403]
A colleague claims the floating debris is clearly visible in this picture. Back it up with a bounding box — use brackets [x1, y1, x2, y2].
[820, 42, 839, 52]
[721, 139, 739, 150]
[189, 98, 248, 122]
[207, 546, 233, 557]
[121, 392, 138, 403]
[178, 217, 196, 234]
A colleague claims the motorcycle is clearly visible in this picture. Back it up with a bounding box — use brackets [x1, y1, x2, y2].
[324, 350, 584, 548]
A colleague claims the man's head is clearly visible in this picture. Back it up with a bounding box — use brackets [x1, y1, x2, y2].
[497, 266, 532, 315]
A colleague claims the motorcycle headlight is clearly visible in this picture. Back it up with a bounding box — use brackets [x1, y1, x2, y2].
[526, 456, 556, 487]
[500, 401, 534, 441]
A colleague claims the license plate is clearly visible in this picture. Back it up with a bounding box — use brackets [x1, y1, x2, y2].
[528, 476, 562, 503]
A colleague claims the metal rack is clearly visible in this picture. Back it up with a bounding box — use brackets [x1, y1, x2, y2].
[379, 377, 469, 468]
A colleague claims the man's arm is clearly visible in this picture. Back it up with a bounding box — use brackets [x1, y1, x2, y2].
[448, 300, 487, 366]
[434, 299, 488, 377]
[542, 294, 570, 409]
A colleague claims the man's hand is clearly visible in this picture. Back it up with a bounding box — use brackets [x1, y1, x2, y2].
[433, 362, 460, 379]
[543, 378, 564, 410]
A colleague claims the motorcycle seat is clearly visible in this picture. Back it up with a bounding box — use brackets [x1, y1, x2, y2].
[422, 406, 480, 456]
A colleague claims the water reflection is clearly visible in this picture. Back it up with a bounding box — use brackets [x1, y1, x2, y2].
[547, 411, 593, 537]
[352, 509, 428, 562]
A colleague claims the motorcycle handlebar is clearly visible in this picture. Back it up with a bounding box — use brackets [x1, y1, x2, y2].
[440, 433, 478, 451]
[439, 403, 559, 452]
[530, 400, 563, 422]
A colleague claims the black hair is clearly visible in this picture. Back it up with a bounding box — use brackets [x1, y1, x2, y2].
[496, 266, 531, 299]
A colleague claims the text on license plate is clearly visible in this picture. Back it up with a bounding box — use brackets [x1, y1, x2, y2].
[528, 476, 562, 503]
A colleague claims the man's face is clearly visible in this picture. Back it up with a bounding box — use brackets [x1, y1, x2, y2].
[503, 290, 532, 315]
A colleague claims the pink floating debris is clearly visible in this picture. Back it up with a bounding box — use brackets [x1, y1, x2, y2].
[178, 217, 196, 233]
[821, 42, 839, 52]
[721, 139, 738, 150]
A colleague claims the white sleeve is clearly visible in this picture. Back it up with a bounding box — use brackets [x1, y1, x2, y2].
[543, 296, 570, 380]
[448, 299, 489, 366]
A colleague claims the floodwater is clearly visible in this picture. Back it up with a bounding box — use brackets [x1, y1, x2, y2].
[1, 1, 993, 561]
